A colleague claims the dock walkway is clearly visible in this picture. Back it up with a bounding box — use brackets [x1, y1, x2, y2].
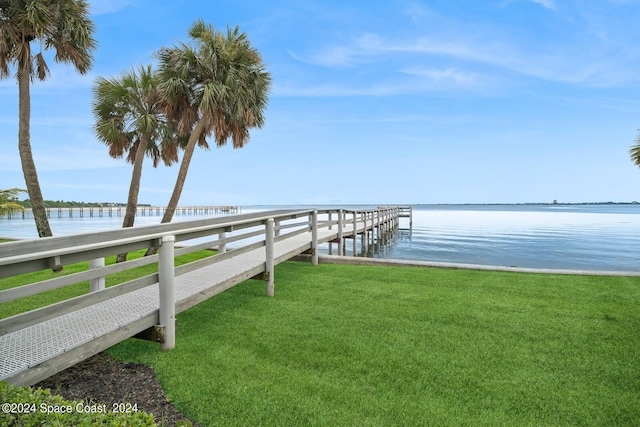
[0, 207, 407, 386]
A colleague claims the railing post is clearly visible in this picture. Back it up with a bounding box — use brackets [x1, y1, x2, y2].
[275, 219, 281, 237]
[218, 232, 226, 254]
[338, 209, 344, 256]
[328, 212, 332, 231]
[311, 210, 318, 266]
[159, 235, 176, 351]
[352, 211, 358, 256]
[266, 218, 275, 297]
[89, 258, 105, 292]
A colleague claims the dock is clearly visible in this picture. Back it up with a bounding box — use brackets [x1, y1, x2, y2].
[3, 205, 240, 219]
[0, 207, 410, 386]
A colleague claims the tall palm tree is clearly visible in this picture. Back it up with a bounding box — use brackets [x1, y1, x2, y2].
[0, 187, 26, 217]
[93, 65, 181, 262]
[156, 20, 271, 225]
[0, 0, 96, 237]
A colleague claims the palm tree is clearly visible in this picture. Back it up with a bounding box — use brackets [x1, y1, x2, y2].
[0, 188, 26, 217]
[155, 20, 271, 225]
[93, 65, 181, 262]
[630, 131, 640, 168]
[0, 0, 96, 237]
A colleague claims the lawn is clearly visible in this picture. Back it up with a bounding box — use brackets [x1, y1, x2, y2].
[108, 261, 640, 427]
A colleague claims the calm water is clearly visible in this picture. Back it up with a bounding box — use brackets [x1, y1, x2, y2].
[385, 204, 640, 272]
[2, 204, 640, 272]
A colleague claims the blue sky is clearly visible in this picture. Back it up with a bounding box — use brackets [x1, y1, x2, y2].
[2, 0, 640, 205]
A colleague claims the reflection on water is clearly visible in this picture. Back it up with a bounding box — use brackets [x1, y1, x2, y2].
[385, 205, 640, 271]
[2, 205, 640, 271]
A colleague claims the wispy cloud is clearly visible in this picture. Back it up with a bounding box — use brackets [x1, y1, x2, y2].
[500, 0, 557, 10]
[399, 67, 480, 86]
[273, 81, 410, 97]
[401, 3, 431, 24]
[530, 0, 557, 10]
[272, 70, 491, 98]
[289, 27, 640, 88]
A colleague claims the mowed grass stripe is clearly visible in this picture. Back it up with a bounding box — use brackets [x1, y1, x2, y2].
[109, 261, 640, 427]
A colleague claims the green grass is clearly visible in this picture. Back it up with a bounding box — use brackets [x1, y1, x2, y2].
[108, 262, 640, 427]
[0, 249, 215, 319]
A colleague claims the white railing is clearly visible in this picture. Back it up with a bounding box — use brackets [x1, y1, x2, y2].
[0, 207, 402, 351]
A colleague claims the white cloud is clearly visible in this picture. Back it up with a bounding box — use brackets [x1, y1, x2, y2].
[272, 70, 489, 98]
[401, 3, 430, 24]
[290, 28, 640, 88]
[399, 67, 479, 85]
[530, 0, 557, 9]
[500, 0, 557, 10]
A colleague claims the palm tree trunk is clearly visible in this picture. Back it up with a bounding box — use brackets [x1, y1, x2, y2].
[116, 136, 150, 263]
[18, 58, 53, 239]
[145, 119, 206, 256]
[161, 119, 207, 224]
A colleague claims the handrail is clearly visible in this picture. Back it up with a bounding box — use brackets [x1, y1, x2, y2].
[1, 206, 360, 270]
[0, 205, 407, 385]
[0, 209, 314, 278]
[0, 209, 312, 260]
[0, 206, 405, 332]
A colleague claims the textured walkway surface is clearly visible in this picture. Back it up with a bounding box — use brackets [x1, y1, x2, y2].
[0, 223, 362, 385]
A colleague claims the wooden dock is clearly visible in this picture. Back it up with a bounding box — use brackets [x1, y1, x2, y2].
[2, 205, 240, 219]
[0, 207, 409, 386]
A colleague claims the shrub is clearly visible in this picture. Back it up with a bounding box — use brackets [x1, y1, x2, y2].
[0, 381, 157, 426]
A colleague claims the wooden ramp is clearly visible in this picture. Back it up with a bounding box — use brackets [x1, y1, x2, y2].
[0, 209, 401, 386]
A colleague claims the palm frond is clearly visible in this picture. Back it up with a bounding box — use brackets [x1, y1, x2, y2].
[630, 134, 640, 167]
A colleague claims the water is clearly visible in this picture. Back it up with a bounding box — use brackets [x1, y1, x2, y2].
[2, 204, 640, 272]
[384, 204, 640, 272]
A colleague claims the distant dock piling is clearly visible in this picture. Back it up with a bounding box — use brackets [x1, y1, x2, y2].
[398, 206, 412, 228]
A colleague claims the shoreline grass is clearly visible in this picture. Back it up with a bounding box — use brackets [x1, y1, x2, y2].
[108, 261, 640, 426]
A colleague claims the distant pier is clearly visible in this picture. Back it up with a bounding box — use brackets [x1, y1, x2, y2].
[2, 205, 240, 219]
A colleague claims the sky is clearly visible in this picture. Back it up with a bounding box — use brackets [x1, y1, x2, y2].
[2, 0, 640, 206]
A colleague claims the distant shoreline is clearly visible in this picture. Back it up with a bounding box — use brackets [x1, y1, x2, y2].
[12, 201, 640, 210]
[413, 201, 639, 206]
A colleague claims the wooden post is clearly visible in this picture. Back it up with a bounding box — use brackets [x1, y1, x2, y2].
[218, 232, 226, 254]
[275, 219, 281, 237]
[370, 211, 375, 244]
[311, 211, 318, 266]
[89, 258, 105, 292]
[352, 211, 358, 256]
[266, 218, 275, 296]
[159, 235, 176, 351]
[328, 212, 332, 231]
[338, 209, 344, 256]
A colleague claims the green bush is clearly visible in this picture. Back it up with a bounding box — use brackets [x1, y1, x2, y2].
[0, 381, 157, 426]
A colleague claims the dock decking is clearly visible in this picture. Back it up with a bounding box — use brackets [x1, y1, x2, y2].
[0, 207, 409, 386]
